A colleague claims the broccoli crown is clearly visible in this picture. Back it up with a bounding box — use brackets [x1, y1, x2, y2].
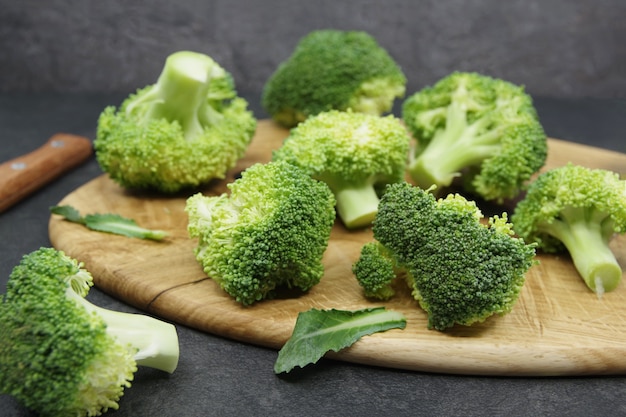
[272, 110, 411, 229]
[0, 248, 137, 416]
[512, 163, 626, 294]
[402, 71, 547, 202]
[354, 182, 536, 331]
[262, 29, 407, 127]
[95, 50, 257, 193]
[186, 161, 336, 305]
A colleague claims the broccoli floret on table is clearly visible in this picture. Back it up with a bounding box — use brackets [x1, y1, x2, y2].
[262, 29, 406, 128]
[95, 50, 257, 193]
[512, 163, 626, 296]
[353, 182, 537, 331]
[0, 247, 179, 417]
[402, 71, 547, 202]
[185, 161, 336, 305]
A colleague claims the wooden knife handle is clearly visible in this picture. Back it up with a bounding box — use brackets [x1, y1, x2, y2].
[0, 133, 93, 213]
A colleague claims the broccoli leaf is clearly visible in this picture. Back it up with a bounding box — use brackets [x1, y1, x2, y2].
[83, 213, 167, 240]
[274, 307, 406, 374]
[50, 205, 167, 241]
[50, 204, 84, 223]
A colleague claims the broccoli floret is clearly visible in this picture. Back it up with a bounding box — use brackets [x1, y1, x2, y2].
[512, 163, 626, 296]
[402, 71, 547, 202]
[0, 248, 179, 417]
[351, 242, 398, 300]
[95, 50, 257, 193]
[352, 182, 537, 331]
[272, 110, 411, 229]
[185, 161, 336, 305]
[262, 29, 406, 128]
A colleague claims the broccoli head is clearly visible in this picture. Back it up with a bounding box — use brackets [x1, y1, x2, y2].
[0, 247, 179, 417]
[95, 50, 257, 193]
[186, 161, 336, 305]
[512, 163, 626, 296]
[352, 182, 537, 331]
[402, 71, 547, 202]
[272, 110, 411, 229]
[262, 29, 407, 127]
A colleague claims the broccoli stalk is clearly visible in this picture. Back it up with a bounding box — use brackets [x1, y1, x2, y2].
[408, 96, 501, 188]
[69, 290, 180, 373]
[350, 78, 407, 116]
[542, 207, 620, 295]
[402, 71, 547, 202]
[126, 51, 226, 141]
[332, 183, 382, 230]
[512, 164, 626, 296]
[0, 248, 179, 416]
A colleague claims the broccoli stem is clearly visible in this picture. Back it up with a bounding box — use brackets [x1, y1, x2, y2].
[349, 78, 406, 115]
[543, 209, 622, 296]
[408, 99, 499, 188]
[334, 184, 381, 229]
[68, 290, 180, 373]
[128, 51, 219, 141]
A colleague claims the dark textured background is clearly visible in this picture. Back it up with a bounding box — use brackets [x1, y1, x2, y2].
[1, 0, 625, 98]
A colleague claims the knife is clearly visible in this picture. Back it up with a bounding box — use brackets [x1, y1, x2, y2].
[0, 133, 93, 213]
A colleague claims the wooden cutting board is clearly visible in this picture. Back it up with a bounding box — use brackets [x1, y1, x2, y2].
[49, 120, 626, 376]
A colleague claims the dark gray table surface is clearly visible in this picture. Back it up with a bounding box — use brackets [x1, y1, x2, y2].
[1, 93, 625, 417]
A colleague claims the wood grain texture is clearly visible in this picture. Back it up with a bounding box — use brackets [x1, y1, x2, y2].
[49, 120, 626, 376]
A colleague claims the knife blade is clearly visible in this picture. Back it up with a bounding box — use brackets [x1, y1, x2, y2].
[0, 133, 93, 213]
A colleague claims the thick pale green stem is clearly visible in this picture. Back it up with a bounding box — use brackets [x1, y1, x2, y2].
[74, 293, 180, 373]
[409, 156, 459, 189]
[408, 100, 499, 189]
[334, 184, 381, 229]
[130, 51, 218, 141]
[546, 219, 622, 296]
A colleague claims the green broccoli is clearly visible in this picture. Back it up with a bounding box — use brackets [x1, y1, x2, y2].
[512, 163, 626, 296]
[272, 110, 411, 229]
[402, 71, 547, 202]
[95, 50, 257, 193]
[185, 160, 336, 305]
[0, 247, 179, 417]
[352, 182, 537, 331]
[262, 29, 406, 128]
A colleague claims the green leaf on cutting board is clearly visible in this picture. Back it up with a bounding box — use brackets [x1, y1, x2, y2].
[50, 204, 83, 223]
[274, 307, 406, 374]
[50, 204, 168, 241]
